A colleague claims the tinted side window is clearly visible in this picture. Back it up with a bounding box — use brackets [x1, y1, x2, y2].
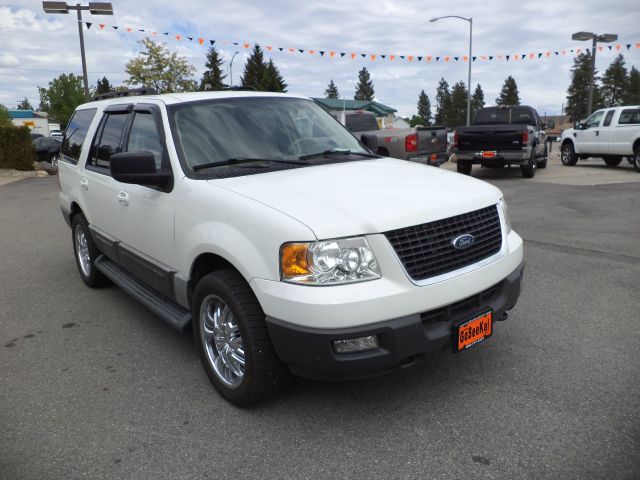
[585, 111, 605, 128]
[602, 110, 615, 127]
[618, 109, 640, 125]
[126, 112, 164, 170]
[61, 108, 97, 164]
[89, 113, 129, 169]
[345, 114, 379, 132]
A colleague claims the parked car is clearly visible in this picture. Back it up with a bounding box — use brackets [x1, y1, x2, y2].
[58, 91, 524, 405]
[331, 110, 448, 166]
[560, 106, 640, 172]
[49, 129, 64, 139]
[30, 132, 44, 141]
[33, 136, 61, 165]
[453, 105, 553, 178]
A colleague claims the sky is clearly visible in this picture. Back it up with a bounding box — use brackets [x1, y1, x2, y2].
[1, 0, 639, 117]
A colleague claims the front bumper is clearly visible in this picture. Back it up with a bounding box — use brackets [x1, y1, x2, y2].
[265, 260, 524, 380]
[455, 149, 530, 165]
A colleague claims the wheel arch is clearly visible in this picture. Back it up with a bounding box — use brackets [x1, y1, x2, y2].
[632, 137, 640, 153]
[188, 253, 245, 306]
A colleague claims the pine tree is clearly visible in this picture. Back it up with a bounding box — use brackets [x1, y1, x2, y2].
[95, 76, 112, 95]
[200, 46, 227, 91]
[416, 90, 431, 125]
[448, 81, 468, 128]
[601, 54, 629, 107]
[495, 76, 520, 106]
[325, 80, 339, 99]
[626, 66, 640, 105]
[354, 67, 375, 101]
[565, 52, 605, 122]
[17, 97, 33, 110]
[434, 78, 450, 126]
[471, 84, 485, 119]
[258, 59, 287, 92]
[241, 45, 266, 90]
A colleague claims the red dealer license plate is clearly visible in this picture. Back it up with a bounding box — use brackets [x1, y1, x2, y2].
[481, 151, 497, 158]
[455, 310, 493, 352]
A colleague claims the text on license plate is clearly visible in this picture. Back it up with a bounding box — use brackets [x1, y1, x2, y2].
[456, 311, 493, 351]
[481, 151, 497, 158]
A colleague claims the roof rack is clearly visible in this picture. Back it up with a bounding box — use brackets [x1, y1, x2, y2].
[220, 86, 257, 91]
[93, 87, 159, 101]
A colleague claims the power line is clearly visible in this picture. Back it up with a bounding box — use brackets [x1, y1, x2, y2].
[0, 66, 124, 74]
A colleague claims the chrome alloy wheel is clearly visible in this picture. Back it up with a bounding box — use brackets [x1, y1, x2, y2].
[74, 225, 91, 277]
[200, 295, 245, 389]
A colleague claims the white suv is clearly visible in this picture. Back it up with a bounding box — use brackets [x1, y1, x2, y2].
[58, 90, 524, 405]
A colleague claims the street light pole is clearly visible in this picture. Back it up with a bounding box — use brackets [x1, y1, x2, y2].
[43, 2, 114, 101]
[571, 31, 618, 116]
[430, 15, 473, 126]
[229, 51, 239, 87]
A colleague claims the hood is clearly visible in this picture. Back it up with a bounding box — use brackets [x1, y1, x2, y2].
[212, 158, 503, 239]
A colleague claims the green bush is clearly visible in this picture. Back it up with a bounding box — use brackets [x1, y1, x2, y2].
[0, 126, 36, 171]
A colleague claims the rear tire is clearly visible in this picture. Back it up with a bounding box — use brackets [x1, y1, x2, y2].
[71, 214, 110, 288]
[561, 142, 578, 166]
[603, 156, 622, 167]
[193, 269, 290, 406]
[457, 160, 472, 175]
[633, 147, 640, 173]
[521, 149, 536, 178]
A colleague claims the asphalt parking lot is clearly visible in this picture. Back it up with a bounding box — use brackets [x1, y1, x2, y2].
[1, 158, 639, 479]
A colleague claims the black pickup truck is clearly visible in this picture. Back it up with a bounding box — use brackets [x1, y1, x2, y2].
[453, 106, 553, 178]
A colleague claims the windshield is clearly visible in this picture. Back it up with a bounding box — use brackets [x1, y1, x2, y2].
[169, 97, 368, 169]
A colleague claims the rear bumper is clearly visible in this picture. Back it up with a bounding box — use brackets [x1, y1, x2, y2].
[265, 260, 524, 381]
[408, 151, 449, 166]
[455, 149, 530, 165]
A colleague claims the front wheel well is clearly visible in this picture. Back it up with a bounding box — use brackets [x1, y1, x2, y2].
[188, 253, 242, 304]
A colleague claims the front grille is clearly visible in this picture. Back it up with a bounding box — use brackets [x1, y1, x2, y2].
[384, 205, 502, 281]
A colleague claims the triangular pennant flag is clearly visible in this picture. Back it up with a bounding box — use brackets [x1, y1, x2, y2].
[86, 22, 92, 29]
[278, 47, 284, 51]
[351, 53, 357, 59]
[636, 43, 640, 49]
[112, 26, 118, 30]
[126, 27, 132, 33]
[488, 56, 493, 60]
[400, 55, 405, 60]
[472, 56, 477, 62]
[554, 51, 558, 55]
[210, 40, 215, 45]
[244, 43, 250, 49]
[538, 53, 542, 58]
[522, 54, 527, 59]
[389, 55, 395, 61]
[608, 45, 612, 50]
[175, 34, 181, 41]
[196, 38, 203, 45]
[598, 46, 603, 51]
[569, 49, 574, 53]
[266, 45, 273, 51]
[309, 50, 315, 55]
[463, 55, 468, 61]
[99, 24, 106, 30]
[370, 54, 376, 61]
[139, 29, 145, 33]
[615, 44, 621, 50]
[407, 55, 413, 62]
[381, 54, 386, 59]
[417, 56, 422, 61]
[545, 52, 550, 57]
[454, 56, 459, 61]
[340, 52, 346, 57]
[481, 56, 487, 60]
[361, 53, 366, 58]
[576, 48, 581, 54]
[232, 42, 238, 45]
[530, 53, 535, 59]
[187, 36, 193, 41]
[329, 51, 335, 58]
[288, 48, 295, 53]
[627, 44, 632, 50]
[298, 49, 305, 53]
[151, 32, 157, 36]
[426, 55, 432, 62]
[319, 51, 325, 56]
[435, 56, 440, 61]
[163, 32, 169, 36]
[506, 55, 510, 60]
[444, 56, 450, 62]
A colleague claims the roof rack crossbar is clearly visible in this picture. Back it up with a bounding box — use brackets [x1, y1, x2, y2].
[93, 87, 158, 101]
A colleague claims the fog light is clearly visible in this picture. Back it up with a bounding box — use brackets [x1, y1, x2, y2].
[333, 335, 379, 353]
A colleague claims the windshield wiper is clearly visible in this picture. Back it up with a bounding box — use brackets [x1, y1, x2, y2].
[298, 149, 380, 160]
[192, 157, 305, 171]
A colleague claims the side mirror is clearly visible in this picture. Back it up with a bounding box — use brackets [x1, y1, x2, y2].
[360, 134, 378, 153]
[110, 151, 172, 188]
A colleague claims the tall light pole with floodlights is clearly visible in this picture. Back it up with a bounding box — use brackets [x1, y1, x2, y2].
[430, 15, 473, 126]
[42, 2, 114, 100]
[229, 51, 240, 87]
[571, 31, 618, 116]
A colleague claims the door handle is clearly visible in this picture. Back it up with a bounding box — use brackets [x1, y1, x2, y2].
[595, 130, 599, 136]
[80, 178, 89, 190]
[117, 191, 130, 206]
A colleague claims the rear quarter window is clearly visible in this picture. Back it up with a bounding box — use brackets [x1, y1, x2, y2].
[61, 108, 97, 164]
[618, 109, 640, 125]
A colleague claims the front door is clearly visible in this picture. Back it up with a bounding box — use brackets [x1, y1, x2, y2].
[576, 110, 605, 154]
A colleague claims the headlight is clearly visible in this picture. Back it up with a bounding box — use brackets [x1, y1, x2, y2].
[281, 237, 381, 285]
[499, 197, 511, 233]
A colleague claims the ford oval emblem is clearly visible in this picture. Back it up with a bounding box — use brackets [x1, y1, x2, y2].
[452, 234, 475, 250]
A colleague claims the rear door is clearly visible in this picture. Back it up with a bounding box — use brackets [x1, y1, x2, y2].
[610, 108, 640, 155]
[598, 109, 617, 154]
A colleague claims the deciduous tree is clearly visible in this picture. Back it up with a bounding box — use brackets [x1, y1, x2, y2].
[125, 38, 197, 93]
[17, 97, 33, 110]
[354, 67, 375, 101]
[0, 104, 13, 127]
[38, 73, 85, 128]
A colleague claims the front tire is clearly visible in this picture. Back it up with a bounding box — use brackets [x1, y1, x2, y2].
[193, 270, 289, 406]
[537, 145, 548, 169]
[457, 160, 472, 175]
[561, 142, 578, 166]
[71, 214, 110, 287]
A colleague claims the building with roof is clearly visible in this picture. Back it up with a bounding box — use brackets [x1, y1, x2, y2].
[313, 98, 397, 128]
[8, 110, 50, 136]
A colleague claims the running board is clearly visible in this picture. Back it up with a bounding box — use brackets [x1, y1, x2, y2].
[95, 255, 191, 332]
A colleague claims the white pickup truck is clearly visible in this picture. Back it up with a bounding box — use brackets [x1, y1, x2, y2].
[560, 106, 640, 172]
[58, 90, 524, 405]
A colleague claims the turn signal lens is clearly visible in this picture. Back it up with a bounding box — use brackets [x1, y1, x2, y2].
[281, 243, 310, 278]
